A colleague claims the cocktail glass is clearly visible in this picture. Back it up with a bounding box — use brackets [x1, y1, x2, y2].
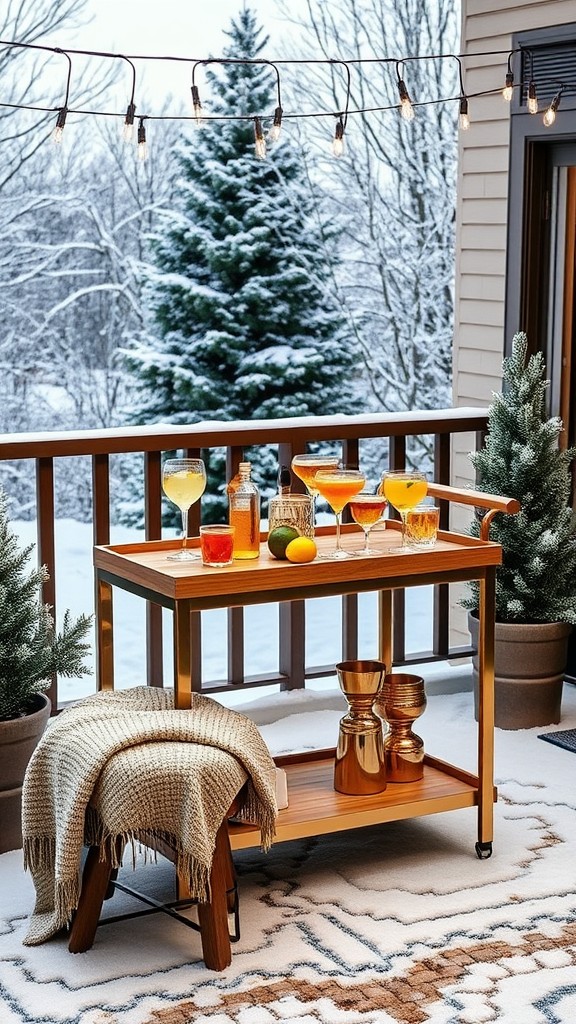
[378, 470, 427, 552]
[349, 493, 388, 556]
[162, 458, 207, 561]
[291, 453, 340, 523]
[315, 469, 366, 559]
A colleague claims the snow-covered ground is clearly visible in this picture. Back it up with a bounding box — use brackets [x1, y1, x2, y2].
[11, 519, 469, 706]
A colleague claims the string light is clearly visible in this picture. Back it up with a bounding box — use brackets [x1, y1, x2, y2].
[52, 107, 67, 144]
[332, 116, 344, 157]
[0, 36, 574, 158]
[459, 96, 470, 131]
[503, 51, 514, 102]
[254, 116, 266, 159]
[51, 47, 72, 145]
[121, 55, 137, 142]
[269, 105, 283, 142]
[396, 63, 415, 121]
[543, 89, 562, 127]
[137, 117, 148, 161]
[527, 51, 538, 113]
[455, 56, 470, 131]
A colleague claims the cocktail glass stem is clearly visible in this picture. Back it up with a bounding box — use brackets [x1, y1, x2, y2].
[361, 527, 371, 554]
[181, 507, 189, 554]
[335, 511, 343, 553]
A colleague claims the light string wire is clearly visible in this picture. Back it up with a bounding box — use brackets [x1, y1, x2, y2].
[1, 38, 575, 136]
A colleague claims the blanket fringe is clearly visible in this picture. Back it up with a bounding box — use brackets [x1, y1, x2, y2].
[23, 836, 56, 874]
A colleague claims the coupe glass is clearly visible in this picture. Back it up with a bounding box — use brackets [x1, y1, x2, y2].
[315, 469, 366, 559]
[349, 493, 388, 556]
[162, 458, 206, 561]
[291, 453, 340, 522]
[378, 470, 427, 552]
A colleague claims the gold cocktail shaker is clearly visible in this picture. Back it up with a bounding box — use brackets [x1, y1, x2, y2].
[334, 660, 387, 795]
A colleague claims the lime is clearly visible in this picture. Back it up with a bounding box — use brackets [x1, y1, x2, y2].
[285, 537, 317, 564]
[267, 525, 300, 560]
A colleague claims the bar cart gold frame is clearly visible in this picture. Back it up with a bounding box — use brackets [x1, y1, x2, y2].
[93, 484, 519, 861]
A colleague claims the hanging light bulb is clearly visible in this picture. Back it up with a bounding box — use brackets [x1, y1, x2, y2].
[254, 117, 266, 159]
[397, 79, 415, 122]
[52, 107, 68, 145]
[137, 118, 148, 161]
[543, 90, 561, 127]
[528, 80, 538, 114]
[269, 105, 283, 143]
[332, 117, 345, 157]
[503, 71, 514, 102]
[191, 84, 204, 127]
[123, 101, 136, 142]
[459, 96, 470, 131]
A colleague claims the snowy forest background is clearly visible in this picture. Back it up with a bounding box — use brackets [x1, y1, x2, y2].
[0, 0, 459, 523]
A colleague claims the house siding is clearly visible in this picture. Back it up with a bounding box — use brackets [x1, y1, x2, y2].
[452, 0, 576, 644]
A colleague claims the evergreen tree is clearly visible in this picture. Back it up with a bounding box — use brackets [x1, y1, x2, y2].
[127, 8, 355, 518]
[0, 491, 92, 720]
[463, 333, 576, 624]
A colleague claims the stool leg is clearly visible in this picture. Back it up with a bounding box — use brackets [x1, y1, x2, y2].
[68, 847, 112, 954]
[197, 821, 232, 971]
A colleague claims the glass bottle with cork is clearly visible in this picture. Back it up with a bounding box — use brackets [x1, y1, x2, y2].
[227, 461, 260, 559]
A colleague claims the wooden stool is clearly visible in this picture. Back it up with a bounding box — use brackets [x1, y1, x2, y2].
[68, 743, 245, 972]
[69, 818, 237, 971]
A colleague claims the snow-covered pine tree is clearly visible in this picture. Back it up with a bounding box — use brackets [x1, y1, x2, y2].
[0, 490, 92, 720]
[127, 7, 356, 519]
[463, 332, 576, 624]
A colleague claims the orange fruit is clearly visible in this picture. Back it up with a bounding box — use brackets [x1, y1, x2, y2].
[285, 537, 317, 563]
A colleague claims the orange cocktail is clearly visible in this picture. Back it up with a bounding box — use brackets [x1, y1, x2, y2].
[315, 469, 366, 559]
[291, 454, 340, 498]
[349, 493, 388, 555]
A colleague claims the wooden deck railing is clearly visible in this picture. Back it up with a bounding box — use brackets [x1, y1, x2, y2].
[0, 407, 488, 710]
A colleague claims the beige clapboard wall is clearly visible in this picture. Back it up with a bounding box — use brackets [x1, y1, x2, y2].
[450, 0, 576, 644]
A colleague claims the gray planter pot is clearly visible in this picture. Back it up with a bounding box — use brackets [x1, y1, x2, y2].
[468, 612, 572, 730]
[0, 693, 51, 853]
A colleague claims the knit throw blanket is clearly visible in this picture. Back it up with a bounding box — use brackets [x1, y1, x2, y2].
[21, 686, 278, 946]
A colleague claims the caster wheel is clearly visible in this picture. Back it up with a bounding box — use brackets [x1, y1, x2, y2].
[475, 841, 493, 860]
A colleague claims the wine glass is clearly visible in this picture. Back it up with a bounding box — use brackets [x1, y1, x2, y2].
[291, 453, 340, 522]
[378, 470, 427, 552]
[162, 458, 206, 561]
[315, 469, 366, 559]
[348, 493, 388, 556]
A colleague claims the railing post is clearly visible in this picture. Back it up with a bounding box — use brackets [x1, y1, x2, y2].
[36, 457, 57, 709]
[144, 451, 163, 687]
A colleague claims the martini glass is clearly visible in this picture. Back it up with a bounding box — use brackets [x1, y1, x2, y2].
[315, 469, 366, 559]
[291, 453, 340, 523]
[349, 493, 388, 555]
[162, 458, 206, 561]
[378, 471, 427, 552]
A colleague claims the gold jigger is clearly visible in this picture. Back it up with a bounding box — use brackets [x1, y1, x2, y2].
[334, 660, 387, 795]
[376, 673, 427, 783]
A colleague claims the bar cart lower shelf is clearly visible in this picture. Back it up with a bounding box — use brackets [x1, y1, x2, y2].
[228, 748, 497, 857]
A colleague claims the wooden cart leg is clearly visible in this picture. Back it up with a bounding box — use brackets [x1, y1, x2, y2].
[476, 566, 496, 858]
[69, 847, 113, 953]
[197, 821, 233, 971]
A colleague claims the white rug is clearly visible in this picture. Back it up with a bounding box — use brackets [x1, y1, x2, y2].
[2, 685, 576, 1024]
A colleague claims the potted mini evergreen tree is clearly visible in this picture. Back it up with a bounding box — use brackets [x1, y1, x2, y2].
[0, 489, 91, 851]
[464, 332, 576, 729]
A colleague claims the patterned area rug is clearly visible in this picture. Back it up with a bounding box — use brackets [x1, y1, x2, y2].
[2, 686, 576, 1024]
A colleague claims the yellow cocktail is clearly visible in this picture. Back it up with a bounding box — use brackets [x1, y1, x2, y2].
[162, 458, 207, 561]
[315, 469, 366, 559]
[378, 470, 427, 552]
